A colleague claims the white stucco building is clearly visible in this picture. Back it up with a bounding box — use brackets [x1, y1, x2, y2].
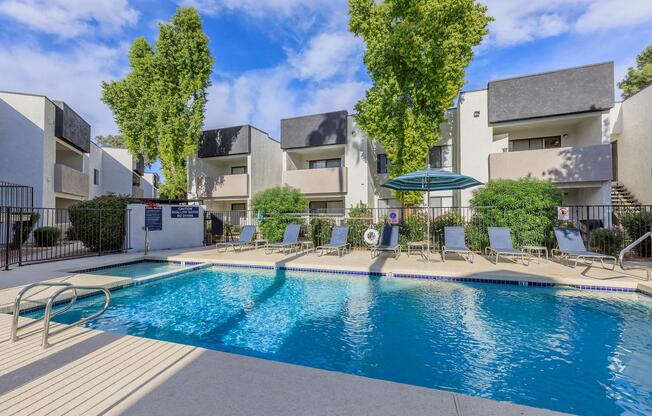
[0, 90, 158, 207]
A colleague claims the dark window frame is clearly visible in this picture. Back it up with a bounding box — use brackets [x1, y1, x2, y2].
[231, 203, 246, 211]
[377, 153, 389, 174]
[308, 158, 342, 169]
[429, 146, 446, 169]
[93, 169, 100, 186]
[509, 136, 562, 152]
[230, 166, 247, 175]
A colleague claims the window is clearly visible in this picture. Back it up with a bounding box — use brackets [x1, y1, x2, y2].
[231, 203, 246, 211]
[509, 136, 561, 152]
[93, 169, 100, 186]
[308, 158, 341, 169]
[377, 154, 389, 174]
[231, 166, 247, 175]
[309, 200, 344, 214]
[429, 146, 446, 168]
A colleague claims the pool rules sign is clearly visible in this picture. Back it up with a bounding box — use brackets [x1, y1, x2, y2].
[557, 207, 570, 221]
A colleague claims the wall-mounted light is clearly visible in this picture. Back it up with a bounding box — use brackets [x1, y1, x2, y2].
[562, 133, 568, 138]
[473, 111, 480, 118]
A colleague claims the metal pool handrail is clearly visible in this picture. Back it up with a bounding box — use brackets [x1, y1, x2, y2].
[41, 286, 111, 348]
[619, 231, 652, 280]
[11, 282, 78, 341]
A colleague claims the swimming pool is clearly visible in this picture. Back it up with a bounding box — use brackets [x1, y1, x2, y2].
[36, 266, 652, 415]
[78, 260, 190, 279]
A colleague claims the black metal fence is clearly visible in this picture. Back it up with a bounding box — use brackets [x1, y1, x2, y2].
[1, 206, 131, 270]
[0, 181, 33, 209]
[204, 205, 652, 260]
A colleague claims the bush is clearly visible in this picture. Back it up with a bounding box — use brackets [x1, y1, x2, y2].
[346, 203, 373, 248]
[33, 226, 61, 247]
[309, 217, 334, 246]
[430, 211, 464, 249]
[621, 210, 652, 257]
[251, 186, 308, 242]
[470, 179, 563, 249]
[68, 195, 133, 252]
[400, 212, 428, 246]
[588, 228, 624, 257]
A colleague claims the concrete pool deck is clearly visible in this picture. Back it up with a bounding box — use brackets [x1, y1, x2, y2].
[0, 246, 650, 415]
[0, 314, 565, 416]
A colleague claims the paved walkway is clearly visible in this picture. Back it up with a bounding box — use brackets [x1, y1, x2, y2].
[0, 314, 565, 416]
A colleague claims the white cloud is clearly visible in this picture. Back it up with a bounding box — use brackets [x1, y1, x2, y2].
[204, 30, 367, 138]
[0, 42, 128, 135]
[482, 0, 652, 47]
[0, 0, 139, 38]
[288, 32, 363, 81]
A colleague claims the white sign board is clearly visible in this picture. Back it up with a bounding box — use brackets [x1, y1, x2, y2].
[387, 209, 400, 224]
[557, 207, 570, 221]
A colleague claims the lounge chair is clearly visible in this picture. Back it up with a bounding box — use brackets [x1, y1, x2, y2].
[316, 225, 350, 257]
[216, 225, 256, 252]
[265, 224, 301, 254]
[553, 227, 617, 270]
[486, 227, 529, 265]
[371, 225, 400, 259]
[442, 226, 474, 262]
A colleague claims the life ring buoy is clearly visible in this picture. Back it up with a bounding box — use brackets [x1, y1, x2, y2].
[364, 228, 380, 246]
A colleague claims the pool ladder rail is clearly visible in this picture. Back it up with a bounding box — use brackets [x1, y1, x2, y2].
[10, 282, 111, 348]
[619, 231, 652, 281]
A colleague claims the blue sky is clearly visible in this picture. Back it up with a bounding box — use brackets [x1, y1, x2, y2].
[1, 0, 651, 175]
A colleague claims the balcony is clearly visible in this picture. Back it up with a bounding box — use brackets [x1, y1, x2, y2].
[489, 144, 612, 184]
[132, 186, 145, 198]
[54, 164, 89, 197]
[195, 174, 249, 198]
[282, 167, 347, 195]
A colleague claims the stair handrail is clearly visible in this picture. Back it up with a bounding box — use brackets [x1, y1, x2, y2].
[619, 231, 652, 271]
[41, 285, 111, 348]
[11, 282, 78, 341]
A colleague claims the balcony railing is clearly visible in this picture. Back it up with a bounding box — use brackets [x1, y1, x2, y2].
[282, 167, 347, 194]
[195, 174, 249, 198]
[132, 186, 145, 198]
[489, 144, 612, 183]
[54, 164, 89, 197]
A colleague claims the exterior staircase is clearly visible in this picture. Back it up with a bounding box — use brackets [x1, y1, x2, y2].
[612, 181, 640, 207]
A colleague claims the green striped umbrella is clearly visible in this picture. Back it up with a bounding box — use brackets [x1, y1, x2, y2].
[382, 169, 482, 260]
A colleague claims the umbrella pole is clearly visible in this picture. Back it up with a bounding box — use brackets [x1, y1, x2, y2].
[427, 190, 431, 262]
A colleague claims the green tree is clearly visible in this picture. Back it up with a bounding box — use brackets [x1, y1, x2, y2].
[251, 187, 308, 242]
[102, 7, 213, 198]
[349, 0, 491, 204]
[468, 179, 563, 249]
[95, 134, 127, 148]
[618, 45, 652, 99]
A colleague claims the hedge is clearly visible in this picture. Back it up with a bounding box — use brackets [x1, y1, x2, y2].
[33, 227, 61, 247]
[68, 194, 133, 252]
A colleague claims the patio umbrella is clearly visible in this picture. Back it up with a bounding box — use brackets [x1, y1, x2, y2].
[382, 169, 482, 261]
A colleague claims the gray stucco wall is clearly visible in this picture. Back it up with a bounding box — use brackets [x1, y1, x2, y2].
[199, 125, 251, 157]
[281, 111, 348, 149]
[488, 62, 614, 124]
[53, 101, 91, 153]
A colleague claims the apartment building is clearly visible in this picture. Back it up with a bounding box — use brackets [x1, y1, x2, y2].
[451, 62, 616, 208]
[188, 124, 282, 211]
[0, 91, 157, 207]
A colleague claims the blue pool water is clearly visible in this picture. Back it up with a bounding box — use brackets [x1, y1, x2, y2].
[81, 260, 187, 278]
[36, 266, 652, 415]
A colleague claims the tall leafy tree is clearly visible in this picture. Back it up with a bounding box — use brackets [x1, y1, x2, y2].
[349, 0, 491, 204]
[102, 7, 213, 197]
[95, 134, 127, 148]
[618, 45, 652, 99]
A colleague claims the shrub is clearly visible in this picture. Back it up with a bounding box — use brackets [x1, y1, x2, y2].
[68, 194, 133, 252]
[251, 186, 308, 242]
[621, 211, 652, 257]
[470, 179, 563, 249]
[33, 226, 61, 247]
[309, 217, 334, 246]
[588, 228, 624, 257]
[400, 211, 428, 245]
[346, 203, 373, 248]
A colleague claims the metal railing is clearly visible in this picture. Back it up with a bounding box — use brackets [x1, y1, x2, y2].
[0, 181, 33, 210]
[1, 206, 131, 270]
[11, 282, 111, 348]
[619, 231, 652, 280]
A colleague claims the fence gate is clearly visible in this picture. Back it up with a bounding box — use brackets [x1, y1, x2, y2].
[1, 206, 131, 270]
